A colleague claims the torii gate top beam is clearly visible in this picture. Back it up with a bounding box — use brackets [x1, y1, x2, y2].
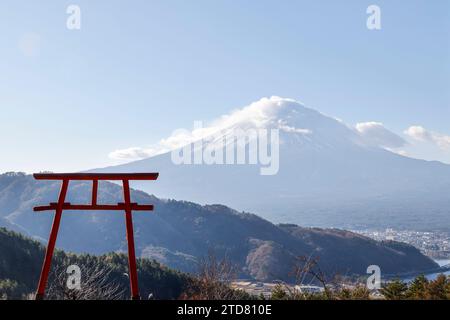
[34, 172, 159, 181]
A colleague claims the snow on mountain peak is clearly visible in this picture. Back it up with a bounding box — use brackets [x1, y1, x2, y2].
[110, 97, 319, 160]
[210, 96, 314, 131]
[108, 96, 404, 161]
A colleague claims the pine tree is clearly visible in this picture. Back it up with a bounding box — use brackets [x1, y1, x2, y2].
[406, 275, 428, 299]
[380, 279, 408, 300]
[270, 284, 288, 300]
[426, 274, 448, 300]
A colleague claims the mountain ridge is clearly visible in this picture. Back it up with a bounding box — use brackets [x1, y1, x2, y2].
[0, 172, 439, 282]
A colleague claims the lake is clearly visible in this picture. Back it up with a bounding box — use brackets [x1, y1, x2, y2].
[402, 259, 450, 282]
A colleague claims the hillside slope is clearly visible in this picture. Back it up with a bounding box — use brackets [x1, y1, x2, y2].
[0, 173, 438, 282]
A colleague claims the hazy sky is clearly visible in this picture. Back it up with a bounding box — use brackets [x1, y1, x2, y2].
[0, 0, 449, 172]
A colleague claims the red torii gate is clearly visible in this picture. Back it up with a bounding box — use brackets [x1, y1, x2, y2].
[33, 172, 159, 300]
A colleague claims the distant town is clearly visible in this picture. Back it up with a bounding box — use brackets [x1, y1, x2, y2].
[231, 228, 450, 298]
[353, 229, 450, 260]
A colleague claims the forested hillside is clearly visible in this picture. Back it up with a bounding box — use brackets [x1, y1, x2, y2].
[0, 227, 189, 300]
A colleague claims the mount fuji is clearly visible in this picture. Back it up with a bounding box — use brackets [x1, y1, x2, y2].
[93, 97, 450, 231]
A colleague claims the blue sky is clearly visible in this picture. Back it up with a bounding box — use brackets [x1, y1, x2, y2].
[0, 0, 449, 172]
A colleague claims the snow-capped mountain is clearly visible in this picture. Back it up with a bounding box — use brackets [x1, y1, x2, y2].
[93, 97, 450, 230]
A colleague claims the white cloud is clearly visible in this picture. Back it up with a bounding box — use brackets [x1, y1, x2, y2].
[109, 100, 449, 164]
[404, 126, 450, 150]
[403, 126, 432, 141]
[355, 122, 407, 149]
[386, 149, 409, 157]
[277, 120, 312, 135]
[109, 96, 313, 161]
[108, 147, 164, 160]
